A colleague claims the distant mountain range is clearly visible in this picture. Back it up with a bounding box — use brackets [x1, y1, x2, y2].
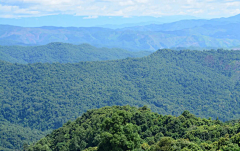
[0, 15, 198, 28]
[0, 14, 240, 51]
[0, 42, 151, 64]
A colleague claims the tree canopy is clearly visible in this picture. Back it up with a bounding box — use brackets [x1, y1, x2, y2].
[0, 42, 151, 64]
[26, 105, 240, 151]
[2, 49, 240, 149]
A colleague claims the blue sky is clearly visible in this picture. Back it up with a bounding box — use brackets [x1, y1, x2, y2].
[0, 0, 240, 27]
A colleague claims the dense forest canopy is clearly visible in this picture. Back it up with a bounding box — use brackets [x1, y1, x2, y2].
[0, 42, 151, 64]
[26, 105, 240, 151]
[0, 121, 48, 151]
[2, 49, 240, 149]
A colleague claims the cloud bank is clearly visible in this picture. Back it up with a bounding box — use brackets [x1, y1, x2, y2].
[0, 0, 240, 18]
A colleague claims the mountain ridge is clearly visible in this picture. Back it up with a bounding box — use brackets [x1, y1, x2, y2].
[2, 49, 240, 149]
[1, 14, 240, 51]
[0, 42, 151, 64]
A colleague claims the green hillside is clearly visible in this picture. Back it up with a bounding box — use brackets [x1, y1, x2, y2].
[0, 42, 151, 64]
[2, 49, 240, 149]
[26, 105, 240, 151]
[0, 121, 48, 151]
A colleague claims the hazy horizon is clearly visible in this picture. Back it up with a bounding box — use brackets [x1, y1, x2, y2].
[1, 0, 240, 27]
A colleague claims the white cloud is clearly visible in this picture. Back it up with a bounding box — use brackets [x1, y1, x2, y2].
[119, 1, 134, 6]
[83, 15, 98, 19]
[0, 0, 240, 18]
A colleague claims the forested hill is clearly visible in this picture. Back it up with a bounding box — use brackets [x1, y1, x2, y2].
[0, 42, 151, 64]
[2, 49, 240, 149]
[27, 105, 240, 151]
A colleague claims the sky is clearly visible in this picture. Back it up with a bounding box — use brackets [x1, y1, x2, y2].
[0, 0, 240, 27]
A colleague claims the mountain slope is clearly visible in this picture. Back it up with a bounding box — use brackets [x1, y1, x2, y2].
[0, 42, 151, 64]
[1, 14, 240, 50]
[1, 49, 240, 128]
[123, 14, 240, 32]
[0, 121, 48, 150]
[2, 49, 240, 149]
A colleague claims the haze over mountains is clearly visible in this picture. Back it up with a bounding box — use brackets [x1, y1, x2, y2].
[0, 42, 151, 64]
[1, 14, 240, 51]
[2, 13, 240, 150]
[0, 15, 198, 28]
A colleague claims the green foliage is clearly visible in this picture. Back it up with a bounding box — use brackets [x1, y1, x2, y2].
[0, 42, 151, 63]
[2, 49, 240, 149]
[153, 137, 175, 151]
[27, 106, 240, 151]
[98, 111, 141, 151]
[0, 121, 48, 150]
